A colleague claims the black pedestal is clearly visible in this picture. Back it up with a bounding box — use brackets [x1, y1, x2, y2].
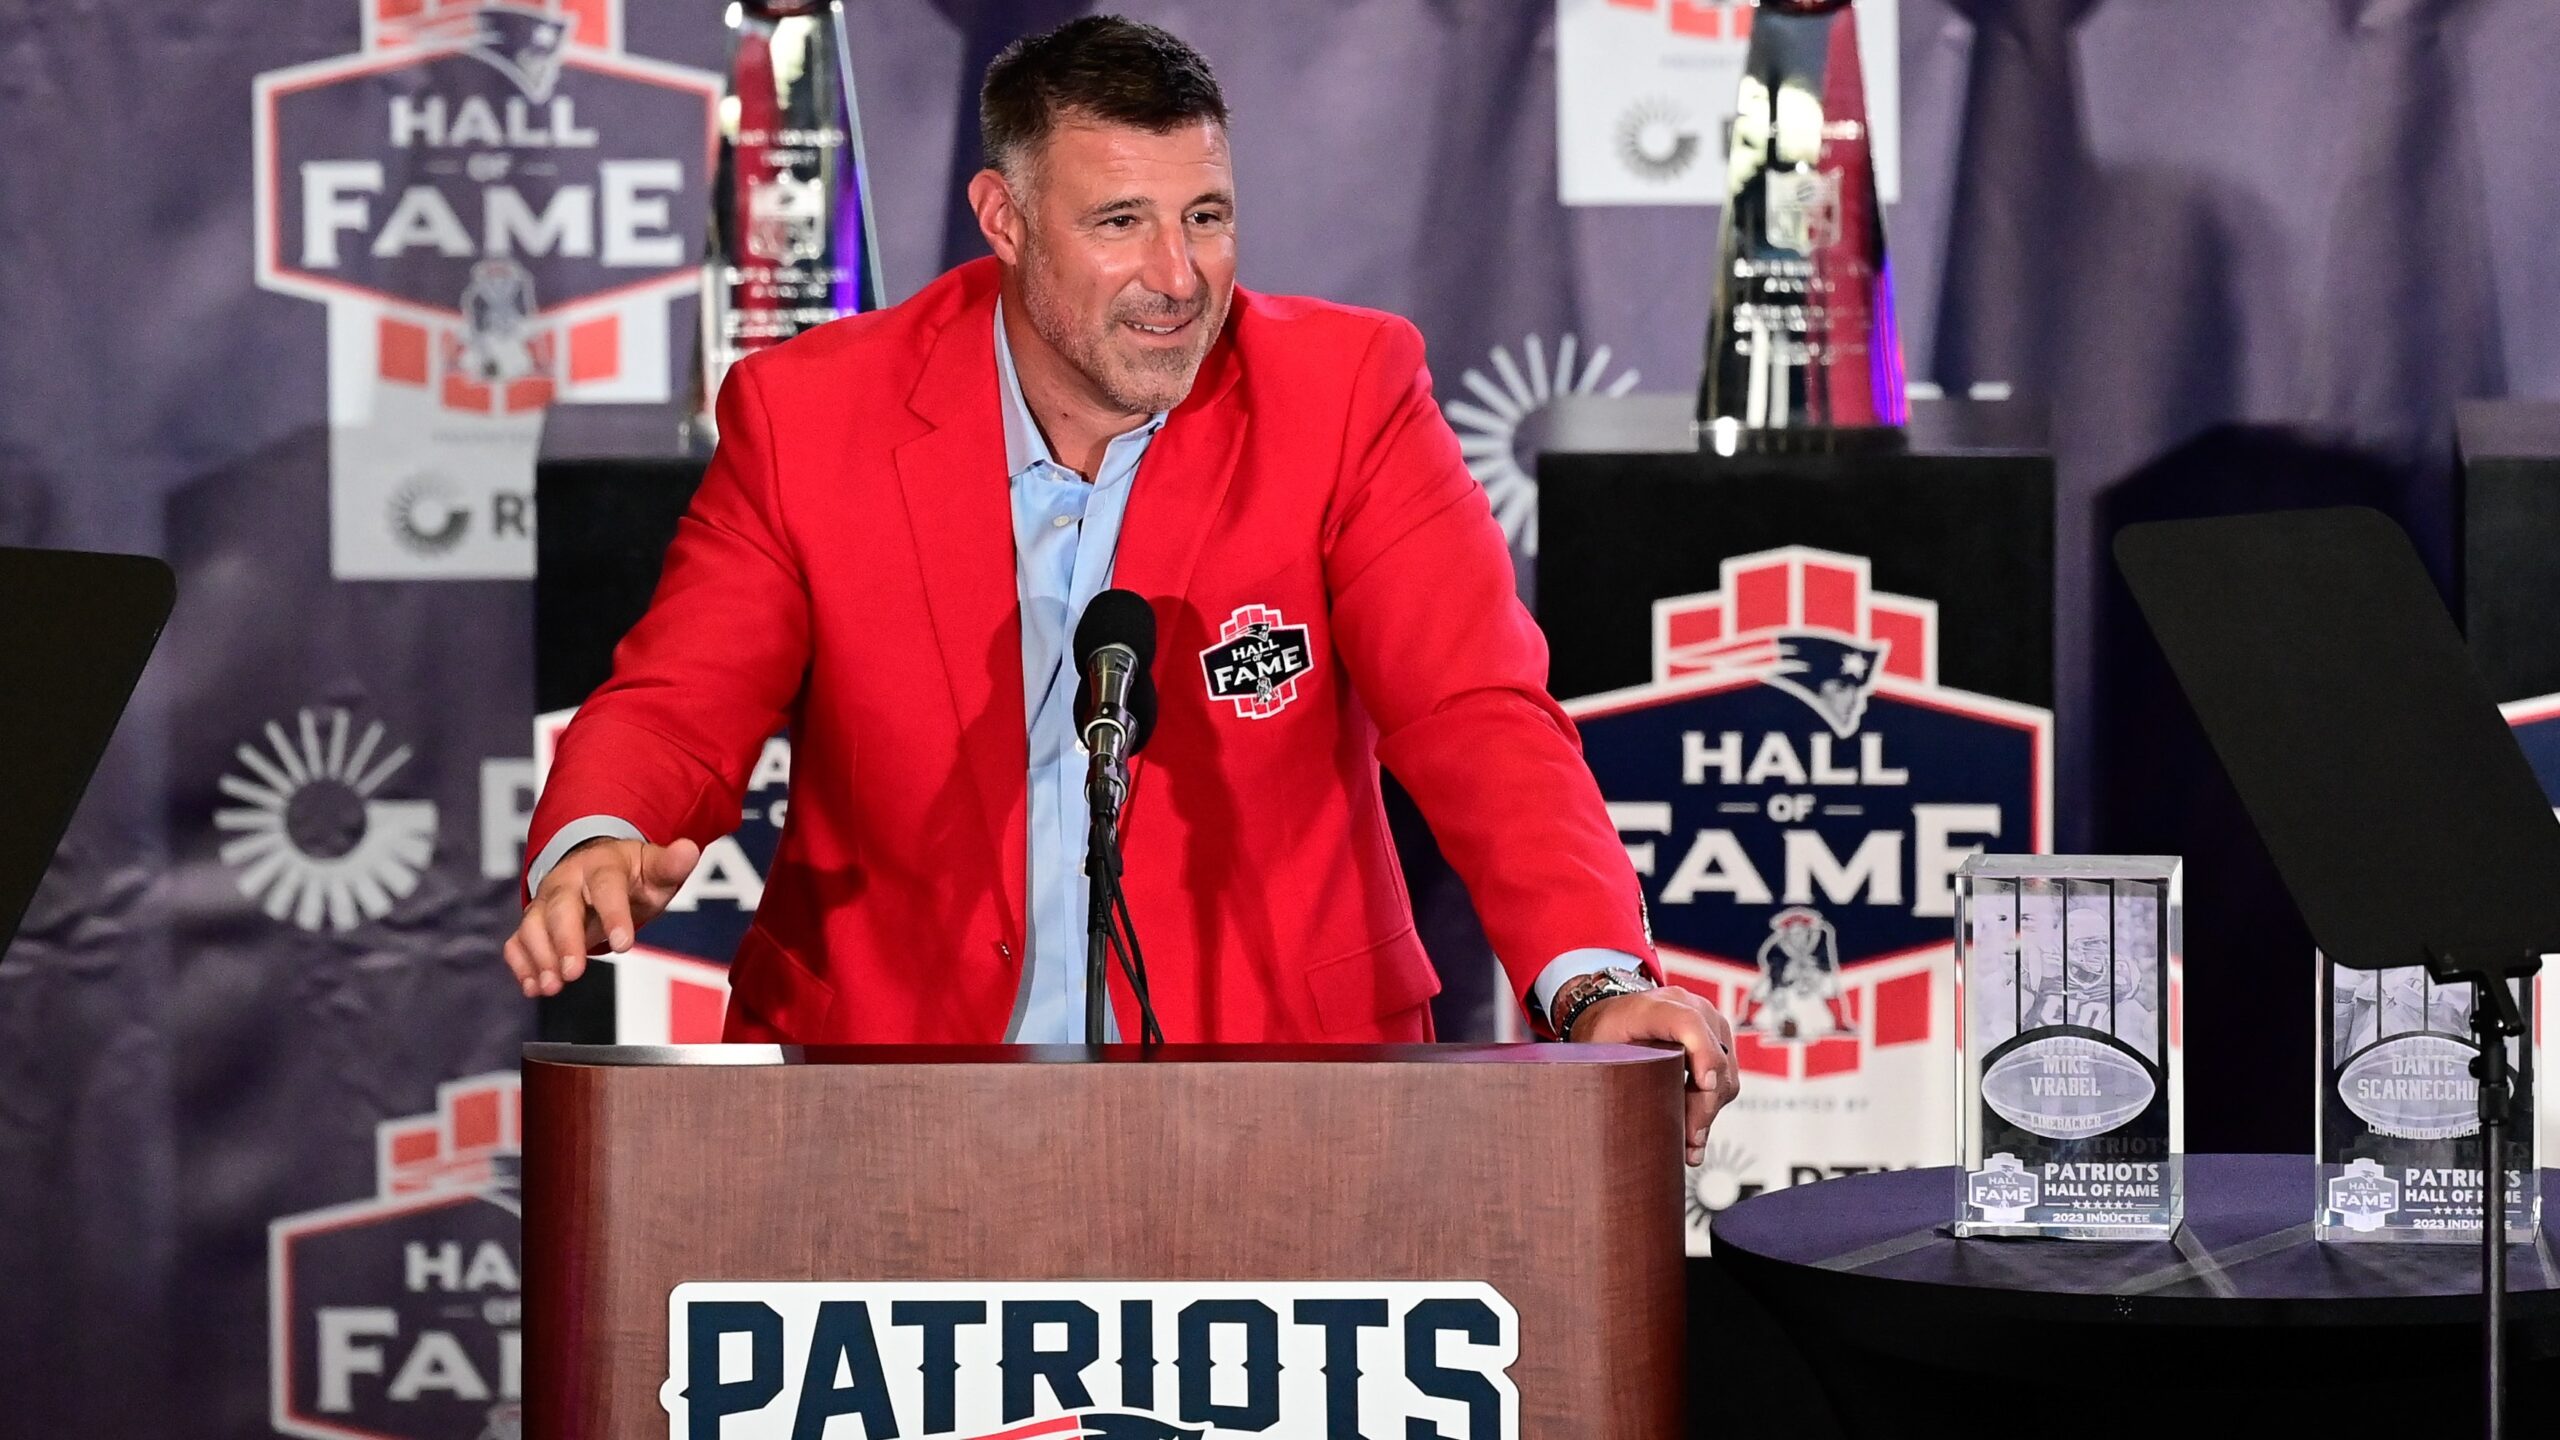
[1536, 396, 2054, 704]
[2461, 400, 2560, 706]
[1713, 1157, 2560, 1439]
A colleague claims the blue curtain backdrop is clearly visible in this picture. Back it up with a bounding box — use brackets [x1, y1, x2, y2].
[3, 1, 2557, 1433]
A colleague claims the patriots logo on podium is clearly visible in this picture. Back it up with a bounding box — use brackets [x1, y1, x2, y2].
[664, 1280, 1521, 1436]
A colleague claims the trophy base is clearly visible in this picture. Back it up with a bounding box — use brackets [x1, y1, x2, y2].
[2315, 1218, 2539, 1245]
[1953, 1216, 2181, 1242]
[1695, 417, 1910, 458]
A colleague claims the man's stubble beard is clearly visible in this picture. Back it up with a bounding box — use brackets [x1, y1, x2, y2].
[1019, 238, 1225, 416]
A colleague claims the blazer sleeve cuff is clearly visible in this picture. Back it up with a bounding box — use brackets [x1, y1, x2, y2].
[523, 814, 646, 902]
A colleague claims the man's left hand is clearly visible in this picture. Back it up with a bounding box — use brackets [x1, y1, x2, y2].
[1570, 986, 1740, 1167]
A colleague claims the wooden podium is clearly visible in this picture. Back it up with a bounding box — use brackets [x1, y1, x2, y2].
[524, 1042, 1685, 1437]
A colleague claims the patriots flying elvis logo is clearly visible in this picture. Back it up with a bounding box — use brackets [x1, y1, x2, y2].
[1566, 547, 2053, 1083]
[938, 1417, 1199, 1440]
[459, 8, 573, 101]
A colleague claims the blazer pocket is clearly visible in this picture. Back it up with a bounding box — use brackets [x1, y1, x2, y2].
[726, 925, 839, 1043]
[1302, 927, 1442, 1036]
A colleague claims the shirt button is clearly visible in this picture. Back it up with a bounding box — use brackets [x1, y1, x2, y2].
[1052, 515, 1075, 528]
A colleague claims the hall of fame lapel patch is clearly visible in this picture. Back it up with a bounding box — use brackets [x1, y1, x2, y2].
[1199, 604, 1315, 718]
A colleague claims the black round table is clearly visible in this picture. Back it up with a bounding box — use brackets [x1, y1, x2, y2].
[1709, 1155, 2560, 1437]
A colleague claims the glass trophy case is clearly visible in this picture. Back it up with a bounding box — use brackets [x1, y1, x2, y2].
[689, 0, 887, 444]
[1956, 856, 2183, 1239]
[1698, 0, 1905, 451]
[2316, 957, 2537, 1242]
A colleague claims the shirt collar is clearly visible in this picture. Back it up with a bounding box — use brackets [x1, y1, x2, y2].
[993, 299, 1167, 480]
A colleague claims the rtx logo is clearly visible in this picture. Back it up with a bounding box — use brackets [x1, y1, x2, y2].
[216, 706, 437, 933]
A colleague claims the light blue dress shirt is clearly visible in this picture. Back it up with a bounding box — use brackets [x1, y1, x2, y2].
[993, 302, 1160, 1042]
[526, 303, 1634, 1037]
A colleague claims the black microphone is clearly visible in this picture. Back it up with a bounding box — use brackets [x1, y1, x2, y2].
[1072, 588, 1164, 1046]
[1074, 589, 1158, 771]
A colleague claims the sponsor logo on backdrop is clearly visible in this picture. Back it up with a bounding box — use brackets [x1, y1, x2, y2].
[252, 0, 715, 580]
[271, 1074, 523, 1440]
[218, 707, 439, 933]
[1614, 97, 1702, 181]
[1682, 1138, 1763, 1242]
[1442, 334, 1639, 555]
[1556, 0, 1898, 206]
[528, 709, 785, 1041]
[387, 476, 475, 556]
[663, 1281, 1518, 1438]
[478, 756, 538, 883]
[1564, 547, 2052, 1252]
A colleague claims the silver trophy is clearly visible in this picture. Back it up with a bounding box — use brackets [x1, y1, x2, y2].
[689, 0, 887, 444]
[2316, 957, 2538, 1242]
[1956, 856, 2183, 1240]
[1698, 0, 1906, 454]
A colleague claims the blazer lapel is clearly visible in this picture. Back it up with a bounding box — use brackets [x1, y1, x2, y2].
[1111, 320, 1248, 806]
[893, 289, 1030, 951]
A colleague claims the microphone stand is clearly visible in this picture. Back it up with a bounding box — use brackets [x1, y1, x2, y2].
[1082, 745, 1163, 1046]
[1083, 751, 1126, 1046]
[2427, 944, 2538, 1440]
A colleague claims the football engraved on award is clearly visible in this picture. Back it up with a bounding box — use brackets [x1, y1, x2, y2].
[689, 0, 887, 443]
[2316, 958, 2539, 1242]
[1955, 856, 2183, 1240]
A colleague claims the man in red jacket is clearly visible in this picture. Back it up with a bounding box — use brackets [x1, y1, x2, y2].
[504, 17, 1737, 1160]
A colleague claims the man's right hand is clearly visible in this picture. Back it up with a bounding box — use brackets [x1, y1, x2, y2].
[502, 836, 702, 998]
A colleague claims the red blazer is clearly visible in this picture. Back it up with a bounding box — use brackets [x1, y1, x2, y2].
[526, 257, 1654, 1044]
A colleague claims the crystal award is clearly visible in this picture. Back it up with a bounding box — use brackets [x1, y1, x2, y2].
[1698, 0, 1906, 453]
[688, 0, 887, 444]
[2316, 957, 2537, 1241]
[1956, 856, 2183, 1239]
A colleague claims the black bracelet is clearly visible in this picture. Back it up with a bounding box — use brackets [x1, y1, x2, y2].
[1553, 969, 1654, 1042]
